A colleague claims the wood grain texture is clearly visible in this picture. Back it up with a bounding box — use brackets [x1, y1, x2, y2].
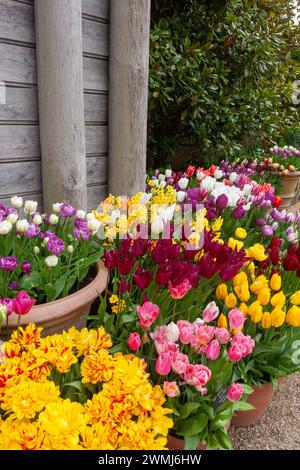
[35, 0, 87, 210]
[83, 56, 108, 91]
[0, 43, 37, 84]
[82, 18, 109, 57]
[0, 125, 40, 160]
[108, 0, 150, 196]
[82, 0, 110, 20]
[0, 160, 42, 196]
[85, 125, 108, 154]
[0, 86, 38, 121]
[86, 156, 107, 184]
[87, 184, 107, 210]
[0, 0, 35, 44]
[84, 93, 108, 122]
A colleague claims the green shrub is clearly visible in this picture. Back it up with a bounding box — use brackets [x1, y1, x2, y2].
[148, 0, 300, 168]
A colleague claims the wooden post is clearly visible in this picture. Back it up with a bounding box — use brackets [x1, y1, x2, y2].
[35, 0, 87, 211]
[108, 0, 151, 196]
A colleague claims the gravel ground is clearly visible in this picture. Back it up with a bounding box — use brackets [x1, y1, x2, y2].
[229, 374, 300, 450]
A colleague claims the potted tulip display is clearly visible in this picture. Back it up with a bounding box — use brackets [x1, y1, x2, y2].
[0, 198, 108, 337]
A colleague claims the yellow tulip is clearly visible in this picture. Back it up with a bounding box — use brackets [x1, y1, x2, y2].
[246, 261, 256, 279]
[286, 306, 300, 327]
[261, 312, 271, 329]
[290, 290, 300, 306]
[217, 314, 228, 329]
[248, 300, 263, 317]
[228, 237, 244, 252]
[247, 244, 267, 262]
[250, 275, 268, 294]
[234, 285, 250, 302]
[233, 271, 248, 287]
[216, 283, 228, 301]
[269, 273, 281, 292]
[235, 227, 247, 240]
[225, 293, 237, 309]
[238, 303, 248, 316]
[270, 307, 286, 328]
[257, 288, 271, 306]
[250, 309, 263, 323]
[270, 291, 286, 309]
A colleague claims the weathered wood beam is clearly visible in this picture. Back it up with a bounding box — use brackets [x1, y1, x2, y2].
[108, 0, 151, 197]
[35, 0, 87, 211]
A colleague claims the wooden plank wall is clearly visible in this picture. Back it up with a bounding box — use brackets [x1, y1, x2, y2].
[0, 0, 109, 211]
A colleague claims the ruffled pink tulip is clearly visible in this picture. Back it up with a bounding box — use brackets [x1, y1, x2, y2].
[215, 328, 231, 344]
[172, 352, 189, 375]
[227, 383, 244, 402]
[163, 381, 180, 398]
[203, 301, 219, 323]
[177, 320, 194, 344]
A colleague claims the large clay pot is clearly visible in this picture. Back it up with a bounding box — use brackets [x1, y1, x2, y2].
[231, 383, 274, 427]
[167, 434, 206, 451]
[4, 260, 108, 337]
[278, 171, 300, 208]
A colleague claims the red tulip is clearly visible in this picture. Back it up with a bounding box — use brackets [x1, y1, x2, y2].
[186, 165, 196, 177]
[273, 196, 282, 208]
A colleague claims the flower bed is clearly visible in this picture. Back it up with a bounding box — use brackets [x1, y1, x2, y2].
[1, 163, 300, 450]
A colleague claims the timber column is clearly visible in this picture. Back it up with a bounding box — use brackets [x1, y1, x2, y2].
[108, 0, 151, 196]
[35, 0, 87, 211]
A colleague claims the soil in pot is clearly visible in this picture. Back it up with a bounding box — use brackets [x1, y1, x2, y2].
[231, 383, 274, 427]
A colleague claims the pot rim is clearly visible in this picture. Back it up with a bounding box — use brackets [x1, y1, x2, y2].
[7, 259, 108, 327]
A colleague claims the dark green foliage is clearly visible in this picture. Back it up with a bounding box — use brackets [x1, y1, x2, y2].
[148, 0, 300, 168]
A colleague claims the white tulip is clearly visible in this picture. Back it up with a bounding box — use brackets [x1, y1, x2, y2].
[87, 218, 101, 232]
[42, 237, 49, 247]
[86, 212, 95, 221]
[229, 172, 238, 183]
[33, 246, 40, 255]
[0, 220, 12, 235]
[10, 196, 23, 209]
[176, 191, 186, 203]
[16, 219, 29, 233]
[24, 200, 38, 214]
[166, 322, 179, 342]
[67, 245, 74, 254]
[214, 169, 223, 180]
[53, 203, 62, 213]
[243, 184, 252, 196]
[33, 214, 42, 225]
[45, 255, 58, 267]
[158, 173, 166, 181]
[178, 177, 189, 190]
[151, 217, 164, 235]
[165, 169, 172, 178]
[201, 176, 216, 193]
[6, 213, 18, 224]
[49, 214, 59, 225]
[76, 210, 86, 219]
[196, 171, 205, 181]
[194, 318, 205, 325]
[160, 180, 167, 188]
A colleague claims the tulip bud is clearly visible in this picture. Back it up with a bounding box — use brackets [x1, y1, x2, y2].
[11, 196, 23, 209]
[0, 220, 12, 235]
[67, 245, 74, 254]
[49, 214, 59, 225]
[53, 203, 62, 213]
[45, 255, 59, 267]
[6, 213, 18, 224]
[33, 246, 40, 255]
[128, 332, 141, 351]
[33, 214, 42, 225]
[76, 210, 86, 219]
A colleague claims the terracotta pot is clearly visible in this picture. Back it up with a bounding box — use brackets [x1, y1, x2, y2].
[231, 383, 274, 427]
[4, 260, 108, 337]
[278, 171, 300, 208]
[167, 434, 206, 451]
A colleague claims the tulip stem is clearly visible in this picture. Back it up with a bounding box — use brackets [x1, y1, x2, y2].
[172, 300, 177, 322]
[17, 315, 21, 342]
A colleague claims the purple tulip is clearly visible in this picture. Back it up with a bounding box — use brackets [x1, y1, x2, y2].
[24, 223, 41, 238]
[285, 213, 296, 224]
[0, 257, 18, 271]
[73, 227, 91, 241]
[75, 218, 88, 230]
[256, 218, 266, 227]
[9, 280, 19, 290]
[0, 204, 9, 222]
[40, 230, 56, 240]
[232, 207, 246, 220]
[47, 236, 65, 255]
[262, 225, 273, 237]
[22, 261, 32, 275]
[60, 204, 77, 218]
[216, 194, 228, 211]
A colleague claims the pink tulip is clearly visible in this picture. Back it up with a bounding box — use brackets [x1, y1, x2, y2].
[0, 298, 14, 316]
[215, 328, 231, 344]
[205, 340, 220, 360]
[168, 279, 192, 300]
[228, 309, 246, 330]
[227, 383, 244, 402]
[227, 343, 244, 362]
[137, 301, 160, 330]
[177, 320, 194, 345]
[156, 354, 172, 375]
[203, 301, 219, 323]
[193, 324, 215, 347]
[172, 352, 189, 375]
[128, 332, 141, 352]
[163, 381, 180, 398]
[183, 364, 211, 391]
[13, 291, 35, 315]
